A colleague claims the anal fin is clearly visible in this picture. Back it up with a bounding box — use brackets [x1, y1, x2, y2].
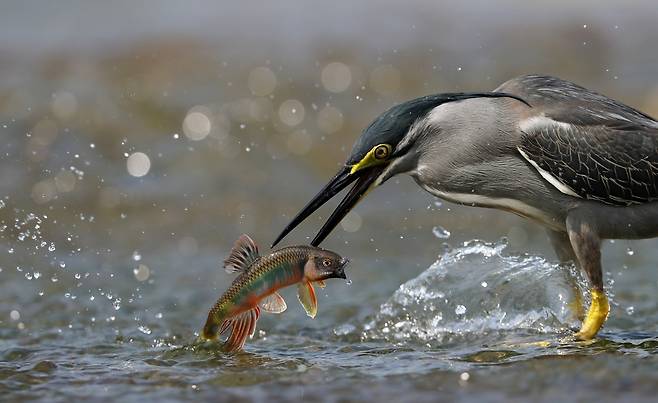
[222, 308, 260, 353]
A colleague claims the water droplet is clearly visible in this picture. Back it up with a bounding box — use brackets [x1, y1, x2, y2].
[460, 372, 470, 381]
[432, 226, 451, 239]
[10, 310, 20, 321]
[132, 251, 142, 262]
[133, 264, 150, 282]
[345, 279, 352, 285]
[155, 312, 163, 319]
[59, 261, 66, 269]
[112, 298, 122, 310]
[481, 281, 488, 288]
[8, 248, 14, 254]
[48, 243, 56, 252]
[455, 305, 466, 315]
[626, 247, 634, 256]
[138, 325, 152, 335]
[626, 306, 634, 315]
[51, 276, 58, 282]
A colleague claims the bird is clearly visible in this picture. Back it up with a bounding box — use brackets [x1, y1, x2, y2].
[271, 74, 658, 340]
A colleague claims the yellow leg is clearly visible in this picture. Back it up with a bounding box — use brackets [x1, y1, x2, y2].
[574, 289, 609, 340]
[567, 282, 585, 322]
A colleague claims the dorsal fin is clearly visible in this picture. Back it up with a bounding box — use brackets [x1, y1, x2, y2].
[224, 234, 260, 274]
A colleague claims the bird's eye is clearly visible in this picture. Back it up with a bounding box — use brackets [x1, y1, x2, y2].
[322, 259, 332, 267]
[374, 144, 390, 160]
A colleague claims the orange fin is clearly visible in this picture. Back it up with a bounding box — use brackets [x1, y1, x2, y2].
[316, 280, 327, 289]
[297, 281, 317, 318]
[260, 292, 287, 314]
[222, 308, 259, 353]
[224, 234, 260, 274]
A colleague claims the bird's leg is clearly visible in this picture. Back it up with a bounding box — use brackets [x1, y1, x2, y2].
[547, 229, 585, 321]
[547, 229, 577, 263]
[566, 215, 609, 340]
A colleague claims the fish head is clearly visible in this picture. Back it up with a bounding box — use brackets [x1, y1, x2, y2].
[304, 249, 349, 281]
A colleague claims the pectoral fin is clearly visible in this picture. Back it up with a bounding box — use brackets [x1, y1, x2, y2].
[316, 280, 326, 289]
[260, 292, 287, 313]
[297, 281, 317, 318]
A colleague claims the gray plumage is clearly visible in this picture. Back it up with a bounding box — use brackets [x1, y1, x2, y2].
[504, 75, 658, 206]
[273, 74, 658, 339]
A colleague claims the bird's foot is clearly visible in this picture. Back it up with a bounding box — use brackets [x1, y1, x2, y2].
[573, 289, 609, 341]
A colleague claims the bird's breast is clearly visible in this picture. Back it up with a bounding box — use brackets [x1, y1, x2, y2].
[418, 183, 565, 232]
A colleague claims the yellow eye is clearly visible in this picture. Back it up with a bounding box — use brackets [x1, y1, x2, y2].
[373, 144, 390, 160]
[322, 259, 332, 267]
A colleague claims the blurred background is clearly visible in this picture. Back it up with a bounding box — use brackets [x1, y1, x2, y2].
[1, 1, 657, 401]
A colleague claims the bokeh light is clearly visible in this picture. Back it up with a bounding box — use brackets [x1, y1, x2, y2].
[183, 107, 212, 141]
[247, 66, 277, 96]
[321, 62, 352, 93]
[278, 99, 305, 126]
[126, 152, 151, 177]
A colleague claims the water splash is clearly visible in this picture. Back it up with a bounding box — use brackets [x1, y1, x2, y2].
[431, 225, 451, 239]
[361, 239, 585, 345]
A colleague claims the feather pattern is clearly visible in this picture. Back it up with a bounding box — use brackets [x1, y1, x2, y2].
[497, 75, 658, 206]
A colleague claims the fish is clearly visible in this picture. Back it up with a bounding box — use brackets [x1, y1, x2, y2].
[202, 234, 349, 352]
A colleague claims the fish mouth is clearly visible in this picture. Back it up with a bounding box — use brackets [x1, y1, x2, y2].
[271, 164, 387, 248]
[334, 257, 349, 279]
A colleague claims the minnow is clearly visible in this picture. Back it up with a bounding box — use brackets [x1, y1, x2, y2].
[202, 234, 349, 352]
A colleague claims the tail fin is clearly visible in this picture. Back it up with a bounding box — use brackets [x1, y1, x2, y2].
[221, 307, 261, 353]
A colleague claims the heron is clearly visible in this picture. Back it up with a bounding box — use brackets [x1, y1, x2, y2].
[272, 75, 658, 340]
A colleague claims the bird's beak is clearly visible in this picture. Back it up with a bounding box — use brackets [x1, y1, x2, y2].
[271, 163, 388, 247]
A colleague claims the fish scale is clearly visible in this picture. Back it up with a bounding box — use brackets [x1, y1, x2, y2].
[202, 235, 348, 352]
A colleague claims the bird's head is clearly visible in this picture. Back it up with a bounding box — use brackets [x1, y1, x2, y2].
[271, 92, 528, 248]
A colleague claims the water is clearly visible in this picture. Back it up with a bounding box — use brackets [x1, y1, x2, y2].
[1, 1, 658, 401]
[2, 232, 657, 402]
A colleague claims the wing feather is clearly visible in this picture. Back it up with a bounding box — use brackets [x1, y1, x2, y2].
[497, 75, 658, 206]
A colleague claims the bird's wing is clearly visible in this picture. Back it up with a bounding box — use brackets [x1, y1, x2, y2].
[498, 75, 658, 206]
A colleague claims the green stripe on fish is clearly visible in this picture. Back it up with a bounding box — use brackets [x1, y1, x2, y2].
[202, 234, 349, 352]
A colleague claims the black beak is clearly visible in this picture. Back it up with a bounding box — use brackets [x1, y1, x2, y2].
[271, 164, 387, 248]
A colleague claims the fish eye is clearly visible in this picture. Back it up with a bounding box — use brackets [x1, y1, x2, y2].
[373, 144, 390, 160]
[322, 258, 332, 267]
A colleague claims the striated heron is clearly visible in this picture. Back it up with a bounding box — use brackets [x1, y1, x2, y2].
[272, 75, 658, 340]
